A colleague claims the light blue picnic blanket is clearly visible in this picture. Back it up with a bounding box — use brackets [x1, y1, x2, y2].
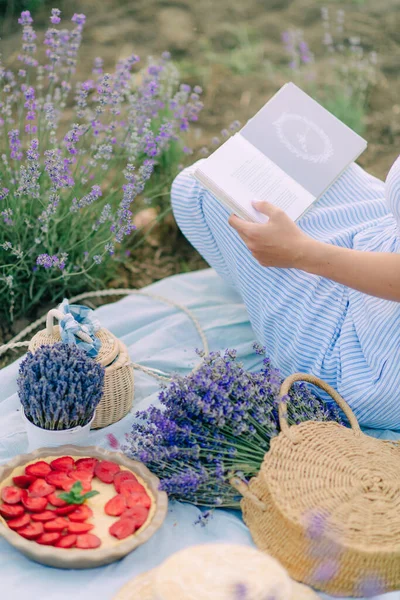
[0, 269, 398, 600]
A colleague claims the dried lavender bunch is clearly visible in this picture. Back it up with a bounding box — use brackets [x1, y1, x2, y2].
[123, 345, 343, 508]
[18, 342, 105, 430]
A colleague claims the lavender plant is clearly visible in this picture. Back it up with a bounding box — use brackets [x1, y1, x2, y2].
[0, 9, 203, 327]
[280, 7, 378, 134]
[18, 342, 105, 430]
[123, 346, 343, 507]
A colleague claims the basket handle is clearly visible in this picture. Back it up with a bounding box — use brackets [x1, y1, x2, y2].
[279, 373, 361, 443]
[46, 309, 93, 344]
[230, 477, 267, 512]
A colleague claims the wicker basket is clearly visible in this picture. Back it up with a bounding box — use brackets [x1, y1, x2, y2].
[232, 373, 400, 598]
[28, 308, 134, 429]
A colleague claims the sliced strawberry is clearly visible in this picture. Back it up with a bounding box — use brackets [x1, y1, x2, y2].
[122, 506, 149, 529]
[18, 522, 44, 539]
[28, 479, 55, 498]
[25, 461, 52, 478]
[44, 517, 69, 532]
[31, 511, 57, 522]
[68, 521, 94, 534]
[126, 492, 151, 510]
[109, 517, 136, 540]
[54, 504, 77, 516]
[69, 505, 93, 522]
[50, 457, 75, 473]
[7, 513, 31, 530]
[104, 494, 127, 517]
[13, 475, 36, 489]
[21, 492, 48, 513]
[69, 470, 93, 485]
[45, 472, 72, 489]
[114, 471, 137, 493]
[75, 458, 98, 474]
[55, 534, 77, 548]
[1, 486, 22, 505]
[48, 492, 67, 507]
[120, 479, 145, 497]
[76, 533, 101, 549]
[94, 460, 120, 484]
[0, 504, 25, 519]
[36, 532, 62, 546]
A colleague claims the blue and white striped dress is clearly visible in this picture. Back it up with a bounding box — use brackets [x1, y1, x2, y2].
[171, 155, 400, 430]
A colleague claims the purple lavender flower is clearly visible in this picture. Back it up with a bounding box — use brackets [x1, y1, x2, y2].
[1, 208, 13, 226]
[71, 14, 86, 26]
[50, 8, 61, 25]
[358, 576, 385, 597]
[36, 252, 68, 270]
[312, 559, 339, 584]
[18, 11, 33, 26]
[24, 86, 36, 121]
[8, 130, 23, 160]
[122, 347, 342, 507]
[0, 188, 9, 201]
[0, 10, 204, 327]
[233, 583, 248, 599]
[93, 57, 103, 76]
[70, 185, 102, 212]
[18, 11, 38, 67]
[305, 509, 327, 540]
[18, 342, 104, 430]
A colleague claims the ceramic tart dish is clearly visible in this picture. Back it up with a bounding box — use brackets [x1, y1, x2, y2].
[0, 445, 168, 569]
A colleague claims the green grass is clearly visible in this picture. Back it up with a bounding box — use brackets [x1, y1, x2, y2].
[0, 0, 46, 17]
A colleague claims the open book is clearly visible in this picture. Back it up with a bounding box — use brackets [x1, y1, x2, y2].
[193, 82, 367, 223]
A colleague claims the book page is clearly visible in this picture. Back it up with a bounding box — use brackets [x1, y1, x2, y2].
[241, 82, 367, 198]
[195, 134, 315, 223]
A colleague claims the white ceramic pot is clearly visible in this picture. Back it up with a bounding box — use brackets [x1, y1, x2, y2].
[22, 411, 95, 452]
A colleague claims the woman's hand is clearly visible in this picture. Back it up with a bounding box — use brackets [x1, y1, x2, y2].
[229, 200, 400, 301]
[228, 201, 314, 268]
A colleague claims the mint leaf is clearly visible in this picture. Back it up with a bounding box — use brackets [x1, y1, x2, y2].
[59, 481, 99, 505]
[81, 490, 100, 502]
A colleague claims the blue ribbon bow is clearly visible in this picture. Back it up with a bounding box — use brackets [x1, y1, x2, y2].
[58, 298, 102, 358]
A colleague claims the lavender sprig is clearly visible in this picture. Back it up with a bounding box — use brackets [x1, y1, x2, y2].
[18, 342, 105, 430]
[123, 345, 343, 507]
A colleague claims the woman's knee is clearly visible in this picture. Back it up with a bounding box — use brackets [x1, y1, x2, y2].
[171, 164, 205, 232]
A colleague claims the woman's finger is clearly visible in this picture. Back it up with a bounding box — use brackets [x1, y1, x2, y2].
[252, 200, 277, 217]
[228, 214, 257, 237]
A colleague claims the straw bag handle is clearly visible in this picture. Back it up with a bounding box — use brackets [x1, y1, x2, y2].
[279, 373, 362, 443]
[46, 309, 93, 344]
[230, 476, 268, 512]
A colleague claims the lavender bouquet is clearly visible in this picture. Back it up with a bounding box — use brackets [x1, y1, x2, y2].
[18, 342, 105, 430]
[0, 9, 203, 326]
[123, 346, 342, 508]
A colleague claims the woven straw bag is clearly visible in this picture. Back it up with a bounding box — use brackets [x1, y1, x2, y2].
[28, 308, 134, 429]
[232, 373, 400, 598]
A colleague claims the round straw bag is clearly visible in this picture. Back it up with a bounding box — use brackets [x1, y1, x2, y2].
[231, 373, 400, 597]
[28, 308, 134, 429]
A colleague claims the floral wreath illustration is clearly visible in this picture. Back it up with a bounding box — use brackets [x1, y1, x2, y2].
[273, 113, 334, 164]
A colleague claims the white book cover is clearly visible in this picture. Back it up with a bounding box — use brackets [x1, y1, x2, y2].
[194, 82, 367, 223]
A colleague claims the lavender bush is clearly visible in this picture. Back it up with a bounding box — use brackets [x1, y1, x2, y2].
[280, 7, 378, 134]
[0, 9, 203, 327]
[18, 342, 105, 430]
[123, 346, 343, 507]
